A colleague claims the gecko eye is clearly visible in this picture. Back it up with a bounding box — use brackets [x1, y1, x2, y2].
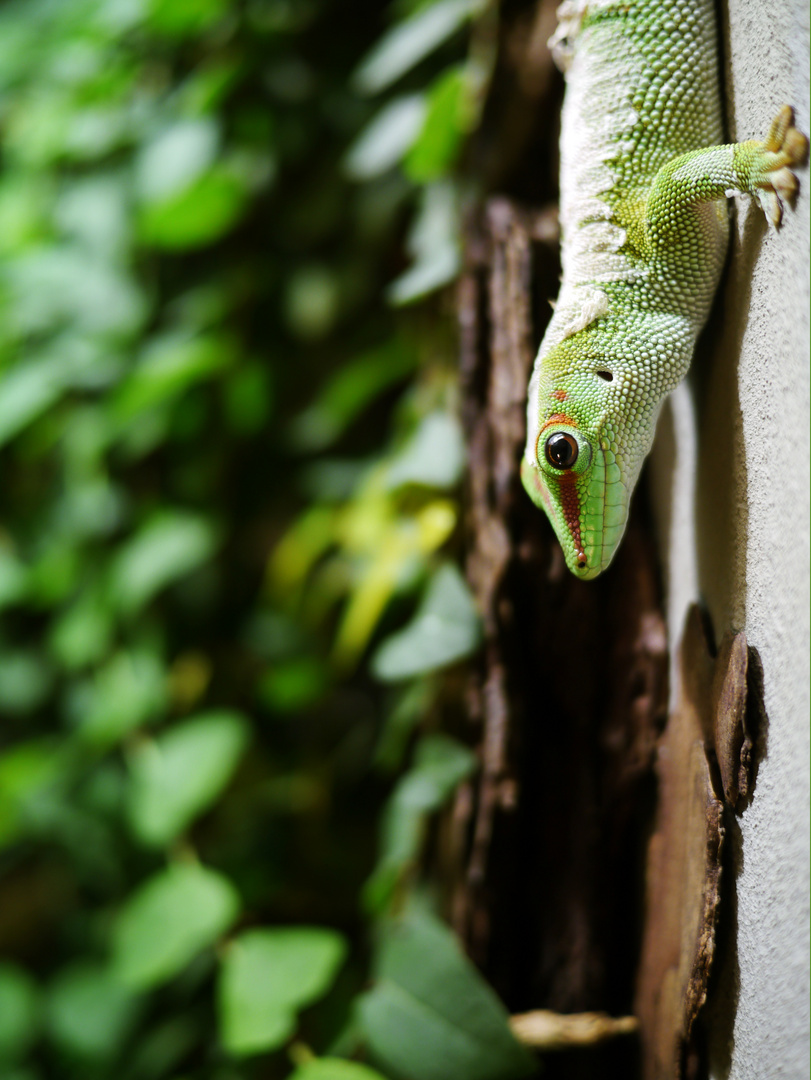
[545, 432, 578, 469]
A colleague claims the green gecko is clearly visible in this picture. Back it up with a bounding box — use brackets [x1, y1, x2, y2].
[521, 0, 807, 579]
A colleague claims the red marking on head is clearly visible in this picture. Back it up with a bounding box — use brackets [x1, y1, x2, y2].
[552, 389, 568, 402]
[539, 412, 577, 434]
[557, 472, 586, 569]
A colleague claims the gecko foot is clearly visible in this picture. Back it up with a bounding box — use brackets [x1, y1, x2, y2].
[755, 106, 809, 227]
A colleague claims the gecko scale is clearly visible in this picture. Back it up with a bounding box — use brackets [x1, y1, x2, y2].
[521, 0, 807, 579]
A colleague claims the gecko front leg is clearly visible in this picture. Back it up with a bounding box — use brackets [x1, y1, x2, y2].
[647, 106, 809, 249]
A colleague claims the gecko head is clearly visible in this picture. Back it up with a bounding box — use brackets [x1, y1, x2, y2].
[521, 418, 630, 580]
[521, 355, 633, 580]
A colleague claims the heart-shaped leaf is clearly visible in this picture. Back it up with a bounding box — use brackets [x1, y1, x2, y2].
[358, 907, 535, 1080]
[219, 927, 347, 1056]
[112, 863, 240, 989]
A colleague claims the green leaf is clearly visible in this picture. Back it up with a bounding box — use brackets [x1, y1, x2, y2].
[290, 339, 417, 452]
[0, 963, 39, 1062]
[135, 119, 220, 205]
[344, 95, 427, 180]
[0, 740, 62, 846]
[358, 908, 534, 1080]
[7, 248, 145, 337]
[110, 512, 219, 613]
[117, 1014, 199, 1080]
[49, 585, 114, 670]
[0, 174, 50, 254]
[138, 168, 248, 249]
[404, 67, 471, 182]
[393, 734, 477, 815]
[127, 711, 250, 847]
[287, 1060, 388, 1080]
[181, 57, 245, 115]
[386, 246, 459, 304]
[63, 105, 133, 163]
[353, 0, 483, 95]
[112, 863, 240, 989]
[365, 734, 476, 910]
[386, 411, 465, 489]
[386, 181, 460, 305]
[52, 477, 123, 541]
[113, 331, 235, 423]
[146, 0, 230, 37]
[0, 650, 53, 714]
[0, 548, 28, 609]
[0, 357, 67, 449]
[371, 564, 481, 681]
[374, 680, 438, 772]
[4, 89, 125, 168]
[47, 963, 140, 1060]
[56, 174, 130, 258]
[76, 648, 167, 746]
[218, 927, 347, 1057]
[27, 542, 81, 606]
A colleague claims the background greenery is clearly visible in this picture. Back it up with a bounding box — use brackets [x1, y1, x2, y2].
[0, 0, 537, 1077]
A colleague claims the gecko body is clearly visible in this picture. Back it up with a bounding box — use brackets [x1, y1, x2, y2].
[522, 0, 807, 579]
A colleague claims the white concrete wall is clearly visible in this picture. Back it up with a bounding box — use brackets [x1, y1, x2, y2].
[649, 1, 809, 1076]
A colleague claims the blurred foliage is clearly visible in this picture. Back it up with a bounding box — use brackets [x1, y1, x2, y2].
[0, 0, 535, 1077]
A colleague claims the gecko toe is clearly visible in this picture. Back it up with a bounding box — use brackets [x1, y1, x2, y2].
[784, 125, 809, 167]
[757, 107, 807, 227]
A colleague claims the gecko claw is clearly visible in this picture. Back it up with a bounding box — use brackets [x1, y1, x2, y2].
[783, 125, 809, 166]
[763, 104, 793, 153]
[757, 106, 808, 227]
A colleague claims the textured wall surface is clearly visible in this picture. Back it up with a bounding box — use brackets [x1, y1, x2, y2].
[649, 0, 809, 1076]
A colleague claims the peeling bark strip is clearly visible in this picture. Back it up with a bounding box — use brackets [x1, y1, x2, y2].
[634, 608, 725, 1080]
[684, 611, 765, 811]
[634, 605, 765, 1079]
